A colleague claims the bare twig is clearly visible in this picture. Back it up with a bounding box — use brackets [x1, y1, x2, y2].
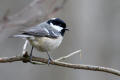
[30, 61, 45, 65]
[48, 0, 67, 18]
[0, 53, 120, 76]
[55, 50, 82, 61]
[2, 9, 10, 22]
[8, 0, 67, 26]
[22, 40, 28, 55]
[25, 49, 81, 65]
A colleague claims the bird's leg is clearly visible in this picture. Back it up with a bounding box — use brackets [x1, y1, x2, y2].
[46, 52, 53, 65]
[30, 46, 34, 61]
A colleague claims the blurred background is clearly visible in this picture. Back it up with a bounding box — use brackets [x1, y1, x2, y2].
[0, 0, 120, 80]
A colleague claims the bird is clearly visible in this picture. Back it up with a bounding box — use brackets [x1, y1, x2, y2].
[14, 18, 69, 64]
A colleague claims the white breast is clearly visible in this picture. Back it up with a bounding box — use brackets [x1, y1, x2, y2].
[29, 36, 63, 52]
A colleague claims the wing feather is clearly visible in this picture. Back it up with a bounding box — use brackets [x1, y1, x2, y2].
[21, 22, 59, 38]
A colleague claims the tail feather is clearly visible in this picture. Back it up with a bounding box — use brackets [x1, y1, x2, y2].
[12, 34, 32, 39]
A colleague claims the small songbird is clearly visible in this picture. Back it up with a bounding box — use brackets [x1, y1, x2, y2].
[14, 18, 69, 64]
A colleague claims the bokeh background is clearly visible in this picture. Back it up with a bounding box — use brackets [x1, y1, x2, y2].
[0, 0, 120, 80]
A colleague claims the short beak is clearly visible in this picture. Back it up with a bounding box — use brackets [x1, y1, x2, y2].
[65, 28, 70, 31]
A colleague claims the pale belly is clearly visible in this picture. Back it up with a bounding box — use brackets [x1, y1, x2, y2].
[28, 36, 63, 52]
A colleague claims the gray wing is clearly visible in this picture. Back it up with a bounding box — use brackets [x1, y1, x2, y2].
[22, 22, 59, 38]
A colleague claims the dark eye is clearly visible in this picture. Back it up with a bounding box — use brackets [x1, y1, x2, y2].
[59, 24, 62, 26]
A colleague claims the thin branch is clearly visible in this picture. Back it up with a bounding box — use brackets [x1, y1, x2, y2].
[26, 49, 82, 65]
[2, 9, 10, 22]
[22, 40, 28, 55]
[48, 0, 67, 18]
[0, 53, 120, 76]
[55, 49, 82, 61]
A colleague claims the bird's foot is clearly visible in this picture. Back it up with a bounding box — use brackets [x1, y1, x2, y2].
[29, 55, 32, 62]
[47, 57, 54, 65]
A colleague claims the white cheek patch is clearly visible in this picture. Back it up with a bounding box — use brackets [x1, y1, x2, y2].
[50, 23, 63, 31]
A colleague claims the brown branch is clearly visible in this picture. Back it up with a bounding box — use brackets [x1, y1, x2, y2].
[8, 0, 67, 26]
[0, 53, 120, 77]
[48, 0, 67, 18]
